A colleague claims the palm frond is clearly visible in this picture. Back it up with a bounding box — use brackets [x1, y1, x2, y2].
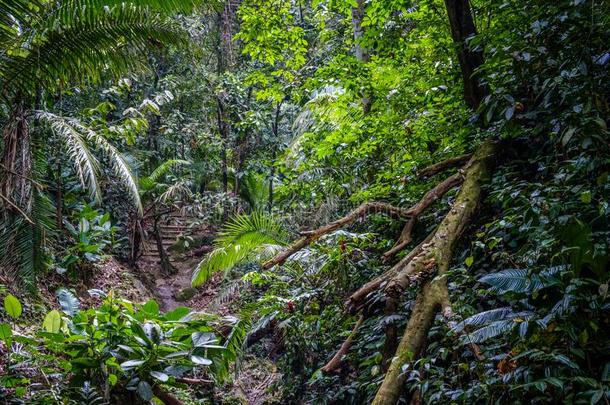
[464, 320, 515, 344]
[36, 111, 101, 201]
[454, 307, 514, 332]
[192, 212, 287, 287]
[143, 159, 190, 186]
[479, 268, 529, 293]
[35, 111, 142, 213]
[157, 180, 192, 204]
[1, 2, 189, 95]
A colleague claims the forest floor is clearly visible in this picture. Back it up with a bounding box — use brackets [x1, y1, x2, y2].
[131, 230, 281, 404]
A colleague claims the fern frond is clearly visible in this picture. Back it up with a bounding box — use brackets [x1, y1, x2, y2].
[463, 319, 515, 344]
[479, 268, 529, 293]
[453, 307, 514, 332]
[142, 159, 191, 188]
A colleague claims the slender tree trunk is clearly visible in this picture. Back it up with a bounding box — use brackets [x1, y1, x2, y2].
[56, 160, 63, 230]
[444, 0, 486, 109]
[268, 102, 282, 213]
[351, 0, 372, 114]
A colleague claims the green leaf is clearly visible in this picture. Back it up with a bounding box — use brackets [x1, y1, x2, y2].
[162, 306, 190, 321]
[56, 288, 80, 316]
[465, 256, 474, 267]
[142, 300, 160, 317]
[580, 190, 592, 204]
[0, 323, 12, 342]
[43, 310, 62, 333]
[4, 294, 22, 319]
[108, 374, 118, 386]
[150, 371, 169, 382]
[192, 332, 218, 347]
[120, 359, 145, 370]
[137, 380, 153, 401]
[190, 355, 212, 366]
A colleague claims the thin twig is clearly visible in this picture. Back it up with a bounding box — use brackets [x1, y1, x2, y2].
[0, 192, 34, 224]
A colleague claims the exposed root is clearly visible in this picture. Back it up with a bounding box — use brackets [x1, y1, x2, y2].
[417, 153, 472, 178]
[383, 172, 464, 261]
[263, 202, 413, 269]
[321, 313, 365, 374]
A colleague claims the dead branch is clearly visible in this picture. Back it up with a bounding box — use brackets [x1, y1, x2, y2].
[0, 192, 34, 224]
[382, 172, 464, 261]
[174, 377, 214, 385]
[153, 386, 184, 405]
[321, 313, 365, 374]
[263, 202, 413, 269]
[417, 153, 472, 178]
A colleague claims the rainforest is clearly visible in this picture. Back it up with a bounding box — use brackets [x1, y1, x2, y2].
[0, 0, 609, 404]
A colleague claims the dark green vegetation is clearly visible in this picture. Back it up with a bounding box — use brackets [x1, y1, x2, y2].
[0, 0, 609, 404]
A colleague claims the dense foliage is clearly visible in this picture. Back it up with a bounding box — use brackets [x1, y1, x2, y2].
[0, 0, 608, 404]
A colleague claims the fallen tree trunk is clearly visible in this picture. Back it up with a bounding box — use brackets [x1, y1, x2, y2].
[346, 231, 434, 314]
[371, 140, 496, 405]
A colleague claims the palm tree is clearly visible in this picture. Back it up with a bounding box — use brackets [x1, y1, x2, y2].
[0, 0, 201, 287]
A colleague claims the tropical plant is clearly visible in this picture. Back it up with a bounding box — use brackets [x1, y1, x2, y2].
[192, 211, 287, 287]
[2, 290, 246, 403]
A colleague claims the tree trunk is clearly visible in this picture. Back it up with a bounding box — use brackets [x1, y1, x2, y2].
[351, 0, 372, 114]
[444, 0, 486, 109]
[371, 141, 496, 405]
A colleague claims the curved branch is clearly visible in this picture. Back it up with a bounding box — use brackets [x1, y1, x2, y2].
[382, 172, 464, 261]
[321, 313, 365, 374]
[262, 202, 413, 269]
[418, 153, 472, 178]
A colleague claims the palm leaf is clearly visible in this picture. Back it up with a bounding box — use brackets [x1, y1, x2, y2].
[37, 111, 101, 201]
[0, 2, 191, 95]
[36, 111, 142, 213]
[192, 212, 287, 287]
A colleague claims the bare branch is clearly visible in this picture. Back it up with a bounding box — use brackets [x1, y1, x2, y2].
[383, 172, 464, 261]
[417, 153, 472, 178]
[262, 202, 413, 269]
[321, 313, 365, 374]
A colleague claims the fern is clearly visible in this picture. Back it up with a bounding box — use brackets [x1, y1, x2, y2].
[464, 319, 515, 344]
[480, 268, 530, 293]
[192, 212, 287, 287]
[140, 159, 191, 191]
[454, 307, 514, 332]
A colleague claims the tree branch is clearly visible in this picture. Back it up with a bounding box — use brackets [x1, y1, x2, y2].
[382, 172, 464, 261]
[262, 202, 413, 269]
[321, 313, 365, 374]
[417, 153, 472, 178]
[372, 141, 496, 405]
[346, 231, 434, 314]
